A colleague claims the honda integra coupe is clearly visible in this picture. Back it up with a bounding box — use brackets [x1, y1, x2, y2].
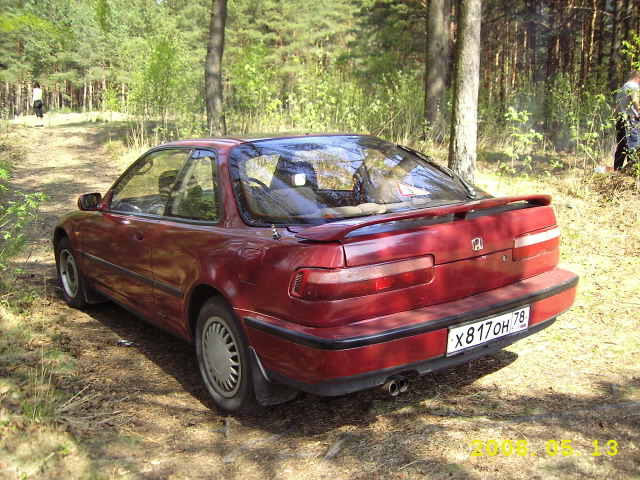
[53, 134, 578, 413]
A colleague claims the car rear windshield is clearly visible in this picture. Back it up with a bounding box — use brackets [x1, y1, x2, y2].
[229, 135, 488, 226]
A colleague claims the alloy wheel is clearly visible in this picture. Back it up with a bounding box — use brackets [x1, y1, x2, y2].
[59, 249, 79, 299]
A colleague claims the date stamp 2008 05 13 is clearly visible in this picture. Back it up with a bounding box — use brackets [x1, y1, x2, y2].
[471, 439, 618, 458]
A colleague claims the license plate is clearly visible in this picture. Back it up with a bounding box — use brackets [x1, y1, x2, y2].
[446, 306, 530, 356]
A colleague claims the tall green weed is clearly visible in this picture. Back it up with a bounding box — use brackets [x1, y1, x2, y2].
[0, 142, 46, 289]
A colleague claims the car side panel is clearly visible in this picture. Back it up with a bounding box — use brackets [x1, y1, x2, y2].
[79, 212, 158, 317]
[149, 221, 346, 339]
[150, 221, 231, 337]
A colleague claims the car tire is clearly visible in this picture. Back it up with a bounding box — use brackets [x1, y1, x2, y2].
[195, 298, 257, 414]
[56, 237, 89, 309]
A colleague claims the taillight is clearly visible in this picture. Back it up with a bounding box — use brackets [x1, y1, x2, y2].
[290, 256, 435, 301]
[513, 226, 560, 260]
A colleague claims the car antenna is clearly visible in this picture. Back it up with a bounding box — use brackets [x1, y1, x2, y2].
[271, 224, 281, 240]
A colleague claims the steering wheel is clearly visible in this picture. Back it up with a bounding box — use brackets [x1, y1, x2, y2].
[114, 202, 143, 213]
[147, 199, 166, 215]
[243, 177, 293, 215]
[246, 177, 270, 190]
[135, 161, 154, 175]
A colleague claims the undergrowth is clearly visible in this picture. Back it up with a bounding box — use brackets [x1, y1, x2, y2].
[0, 129, 46, 291]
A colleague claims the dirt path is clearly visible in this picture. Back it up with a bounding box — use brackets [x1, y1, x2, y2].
[6, 122, 640, 480]
[11, 123, 121, 276]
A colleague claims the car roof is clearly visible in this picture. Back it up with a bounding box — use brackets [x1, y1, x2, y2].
[160, 133, 363, 152]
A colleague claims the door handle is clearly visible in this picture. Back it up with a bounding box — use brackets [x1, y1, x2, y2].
[134, 230, 145, 241]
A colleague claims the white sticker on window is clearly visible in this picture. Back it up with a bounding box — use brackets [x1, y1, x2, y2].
[396, 182, 430, 196]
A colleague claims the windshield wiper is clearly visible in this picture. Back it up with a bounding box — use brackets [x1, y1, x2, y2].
[398, 145, 477, 199]
[441, 165, 477, 199]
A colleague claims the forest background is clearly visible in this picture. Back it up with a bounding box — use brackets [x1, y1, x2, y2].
[2, 0, 640, 160]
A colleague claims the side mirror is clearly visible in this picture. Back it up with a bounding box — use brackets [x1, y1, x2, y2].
[78, 193, 103, 211]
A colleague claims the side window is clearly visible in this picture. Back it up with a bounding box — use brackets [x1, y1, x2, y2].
[167, 150, 219, 221]
[111, 149, 189, 215]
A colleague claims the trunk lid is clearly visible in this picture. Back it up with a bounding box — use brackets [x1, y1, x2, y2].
[294, 195, 561, 307]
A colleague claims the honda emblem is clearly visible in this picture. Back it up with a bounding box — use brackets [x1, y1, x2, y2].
[471, 237, 484, 251]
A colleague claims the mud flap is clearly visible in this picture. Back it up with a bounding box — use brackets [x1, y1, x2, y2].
[249, 347, 298, 406]
[84, 286, 108, 305]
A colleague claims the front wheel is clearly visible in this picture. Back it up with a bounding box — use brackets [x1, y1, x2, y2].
[56, 237, 89, 309]
[195, 298, 257, 414]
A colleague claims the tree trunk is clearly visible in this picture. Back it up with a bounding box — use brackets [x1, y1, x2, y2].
[608, 0, 624, 95]
[425, 0, 451, 141]
[585, 0, 598, 77]
[16, 82, 22, 117]
[205, 0, 228, 135]
[623, 0, 632, 47]
[499, 22, 508, 115]
[448, 0, 481, 184]
[3, 82, 10, 117]
[595, 0, 607, 69]
[83, 80, 87, 113]
[546, 0, 561, 81]
[560, 0, 575, 74]
[511, 22, 518, 90]
[102, 77, 107, 112]
[527, 0, 540, 82]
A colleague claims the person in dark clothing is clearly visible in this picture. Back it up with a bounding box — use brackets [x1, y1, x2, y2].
[614, 70, 640, 171]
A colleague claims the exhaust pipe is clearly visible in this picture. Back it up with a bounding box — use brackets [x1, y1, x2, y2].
[382, 375, 409, 397]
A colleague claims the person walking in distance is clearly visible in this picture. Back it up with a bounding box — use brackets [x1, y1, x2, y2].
[33, 82, 44, 127]
[614, 70, 640, 171]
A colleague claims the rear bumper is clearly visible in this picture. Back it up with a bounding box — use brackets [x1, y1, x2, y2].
[243, 268, 578, 396]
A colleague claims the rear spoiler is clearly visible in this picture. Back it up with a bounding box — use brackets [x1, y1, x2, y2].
[295, 195, 552, 242]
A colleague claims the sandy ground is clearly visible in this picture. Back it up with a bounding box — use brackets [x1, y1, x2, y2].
[2, 119, 639, 479]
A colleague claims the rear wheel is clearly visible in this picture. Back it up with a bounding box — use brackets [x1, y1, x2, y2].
[195, 298, 257, 414]
[56, 237, 88, 309]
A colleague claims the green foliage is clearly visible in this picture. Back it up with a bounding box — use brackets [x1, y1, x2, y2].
[504, 108, 543, 157]
[22, 364, 58, 423]
[0, 188, 46, 273]
[621, 32, 640, 71]
[568, 92, 612, 169]
[130, 35, 186, 120]
[224, 0, 360, 133]
[222, 0, 426, 141]
[1, 0, 82, 81]
[227, 43, 281, 115]
[620, 155, 640, 182]
[498, 107, 542, 177]
[102, 83, 120, 115]
[95, 0, 112, 32]
[226, 66, 424, 142]
[349, 0, 425, 79]
[0, 148, 46, 285]
[542, 72, 613, 158]
[0, 0, 624, 167]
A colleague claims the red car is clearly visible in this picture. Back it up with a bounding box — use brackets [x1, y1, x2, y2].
[53, 134, 578, 413]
